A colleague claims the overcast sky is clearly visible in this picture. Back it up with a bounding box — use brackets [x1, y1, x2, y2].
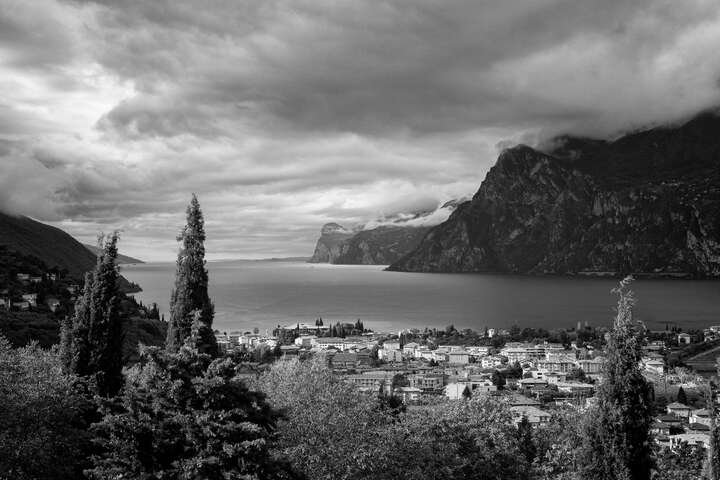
[1, 0, 720, 261]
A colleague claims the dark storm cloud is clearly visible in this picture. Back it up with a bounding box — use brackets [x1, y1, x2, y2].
[2, 0, 720, 259]
[86, 0, 720, 139]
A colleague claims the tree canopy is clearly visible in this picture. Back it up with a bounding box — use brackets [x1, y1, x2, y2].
[166, 194, 218, 356]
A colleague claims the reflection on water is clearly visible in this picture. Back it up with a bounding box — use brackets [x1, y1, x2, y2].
[122, 261, 720, 334]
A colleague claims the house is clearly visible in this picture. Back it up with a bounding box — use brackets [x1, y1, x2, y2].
[577, 357, 605, 374]
[466, 346, 491, 356]
[536, 354, 577, 374]
[294, 335, 316, 347]
[670, 433, 710, 450]
[0, 297, 10, 310]
[556, 382, 595, 395]
[46, 297, 61, 312]
[480, 355, 505, 369]
[21, 293, 37, 307]
[651, 421, 672, 436]
[658, 414, 684, 428]
[29, 276, 42, 284]
[347, 374, 389, 393]
[445, 383, 471, 400]
[395, 386, 422, 403]
[331, 353, 359, 369]
[403, 342, 420, 355]
[447, 351, 470, 365]
[643, 358, 665, 375]
[688, 422, 711, 433]
[409, 374, 445, 392]
[383, 341, 401, 351]
[16, 273, 30, 282]
[379, 348, 403, 363]
[519, 378, 548, 390]
[691, 409, 713, 427]
[12, 301, 30, 311]
[510, 405, 551, 426]
[678, 333, 693, 345]
[667, 402, 693, 419]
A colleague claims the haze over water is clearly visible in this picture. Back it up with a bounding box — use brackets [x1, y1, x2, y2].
[122, 261, 720, 335]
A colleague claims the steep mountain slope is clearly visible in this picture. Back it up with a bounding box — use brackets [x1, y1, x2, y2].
[388, 112, 720, 277]
[84, 243, 144, 264]
[0, 212, 142, 290]
[332, 226, 430, 265]
[309, 200, 462, 265]
[309, 223, 356, 263]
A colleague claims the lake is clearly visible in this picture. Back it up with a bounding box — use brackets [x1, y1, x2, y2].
[122, 261, 720, 334]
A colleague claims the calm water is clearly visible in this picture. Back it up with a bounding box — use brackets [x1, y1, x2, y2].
[122, 261, 720, 334]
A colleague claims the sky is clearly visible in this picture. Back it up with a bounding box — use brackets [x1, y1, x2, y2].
[1, 0, 720, 261]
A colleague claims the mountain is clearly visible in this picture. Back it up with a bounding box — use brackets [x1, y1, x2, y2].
[332, 226, 431, 265]
[84, 243, 144, 264]
[388, 111, 720, 277]
[309, 200, 463, 265]
[0, 212, 142, 291]
[308, 223, 356, 263]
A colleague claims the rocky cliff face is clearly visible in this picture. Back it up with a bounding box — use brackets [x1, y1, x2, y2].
[308, 223, 355, 263]
[333, 226, 430, 265]
[388, 112, 720, 277]
[309, 222, 429, 265]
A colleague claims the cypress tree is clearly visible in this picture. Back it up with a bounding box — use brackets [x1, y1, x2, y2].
[166, 194, 218, 357]
[677, 386, 688, 405]
[578, 276, 653, 480]
[60, 233, 124, 397]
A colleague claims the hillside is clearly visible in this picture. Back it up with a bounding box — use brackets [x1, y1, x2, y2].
[388, 111, 720, 276]
[0, 212, 141, 291]
[309, 200, 461, 265]
[84, 243, 144, 264]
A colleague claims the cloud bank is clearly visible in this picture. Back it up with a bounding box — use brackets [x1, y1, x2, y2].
[1, 0, 719, 260]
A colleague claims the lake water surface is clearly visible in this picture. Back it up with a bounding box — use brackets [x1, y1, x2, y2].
[122, 261, 720, 334]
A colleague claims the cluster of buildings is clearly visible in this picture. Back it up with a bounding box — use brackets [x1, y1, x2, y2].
[654, 402, 717, 450]
[0, 272, 69, 313]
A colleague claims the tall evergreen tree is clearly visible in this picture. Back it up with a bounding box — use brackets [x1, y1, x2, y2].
[677, 386, 688, 405]
[165, 194, 218, 357]
[60, 233, 124, 397]
[578, 276, 653, 480]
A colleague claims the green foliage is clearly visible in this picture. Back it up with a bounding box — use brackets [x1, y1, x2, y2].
[577, 277, 654, 480]
[0, 310, 60, 348]
[254, 356, 529, 480]
[517, 416, 537, 464]
[654, 444, 704, 480]
[166, 194, 218, 356]
[531, 407, 583, 479]
[60, 233, 124, 397]
[0, 337, 92, 479]
[87, 346, 293, 480]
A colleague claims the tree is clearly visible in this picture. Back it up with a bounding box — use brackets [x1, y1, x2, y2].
[166, 194, 218, 357]
[492, 369, 506, 390]
[517, 416, 537, 465]
[87, 346, 293, 480]
[0, 337, 93, 479]
[677, 386, 688, 405]
[60, 233, 124, 397]
[577, 276, 653, 480]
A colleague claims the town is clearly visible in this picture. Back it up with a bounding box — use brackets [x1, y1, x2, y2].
[214, 319, 720, 452]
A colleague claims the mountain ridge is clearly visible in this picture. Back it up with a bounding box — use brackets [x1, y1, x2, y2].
[0, 212, 142, 291]
[388, 112, 720, 277]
